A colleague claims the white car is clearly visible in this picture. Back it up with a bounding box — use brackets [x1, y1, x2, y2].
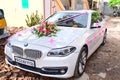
[5, 10, 107, 78]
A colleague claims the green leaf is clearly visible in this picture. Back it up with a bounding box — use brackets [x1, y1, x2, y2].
[108, 0, 120, 7]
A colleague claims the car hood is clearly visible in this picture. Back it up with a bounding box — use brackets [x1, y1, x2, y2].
[11, 27, 87, 48]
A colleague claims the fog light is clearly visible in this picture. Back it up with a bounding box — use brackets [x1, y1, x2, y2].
[60, 69, 66, 74]
[41, 68, 45, 71]
[41, 67, 68, 75]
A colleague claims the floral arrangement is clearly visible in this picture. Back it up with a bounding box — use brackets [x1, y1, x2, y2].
[32, 21, 59, 37]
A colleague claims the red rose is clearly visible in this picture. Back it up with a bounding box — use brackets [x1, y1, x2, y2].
[43, 29, 51, 34]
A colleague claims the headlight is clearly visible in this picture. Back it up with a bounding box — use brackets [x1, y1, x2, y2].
[47, 46, 76, 57]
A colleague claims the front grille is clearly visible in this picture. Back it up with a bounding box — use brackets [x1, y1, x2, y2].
[12, 46, 23, 56]
[24, 49, 42, 59]
[12, 46, 42, 59]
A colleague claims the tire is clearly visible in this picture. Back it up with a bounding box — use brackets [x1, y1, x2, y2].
[74, 47, 88, 78]
[101, 31, 107, 45]
[113, 12, 117, 17]
[113, 14, 117, 17]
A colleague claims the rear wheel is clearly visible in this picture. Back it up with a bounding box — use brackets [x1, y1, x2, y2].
[101, 30, 107, 45]
[74, 47, 88, 78]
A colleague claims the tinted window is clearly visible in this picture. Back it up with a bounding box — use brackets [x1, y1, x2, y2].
[46, 12, 88, 28]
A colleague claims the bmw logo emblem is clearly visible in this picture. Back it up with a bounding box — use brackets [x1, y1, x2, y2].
[24, 43, 28, 47]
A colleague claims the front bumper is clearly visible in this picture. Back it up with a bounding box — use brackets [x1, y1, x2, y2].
[6, 55, 68, 75]
[5, 45, 79, 78]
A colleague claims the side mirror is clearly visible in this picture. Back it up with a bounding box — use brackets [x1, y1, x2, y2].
[91, 23, 101, 28]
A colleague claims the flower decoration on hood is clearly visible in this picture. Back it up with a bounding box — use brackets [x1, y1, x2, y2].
[33, 21, 60, 37]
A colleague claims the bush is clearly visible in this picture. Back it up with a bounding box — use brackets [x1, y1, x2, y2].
[91, 12, 100, 23]
[25, 11, 43, 27]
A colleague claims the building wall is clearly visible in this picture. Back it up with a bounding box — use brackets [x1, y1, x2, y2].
[99, 0, 113, 15]
[0, 0, 44, 27]
[60, 0, 88, 10]
[44, 0, 65, 19]
[60, 0, 70, 10]
[75, 0, 84, 10]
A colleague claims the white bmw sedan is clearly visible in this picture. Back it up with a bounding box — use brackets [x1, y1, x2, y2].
[5, 10, 107, 78]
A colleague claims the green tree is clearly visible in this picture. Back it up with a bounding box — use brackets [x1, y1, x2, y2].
[109, 0, 120, 7]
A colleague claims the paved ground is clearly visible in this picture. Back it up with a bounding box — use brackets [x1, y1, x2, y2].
[0, 17, 120, 80]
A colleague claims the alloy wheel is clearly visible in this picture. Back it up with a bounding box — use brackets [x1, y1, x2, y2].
[78, 50, 87, 74]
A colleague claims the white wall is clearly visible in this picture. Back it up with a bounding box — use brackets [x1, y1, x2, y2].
[44, 0, 51, 19]
[0, 0, 44, 27]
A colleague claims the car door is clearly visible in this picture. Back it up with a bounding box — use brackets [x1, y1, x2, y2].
[96, 14, 106, 45]
[87, 12, 102, 56]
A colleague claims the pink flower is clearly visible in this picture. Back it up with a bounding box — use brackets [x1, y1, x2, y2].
[30, 27, 34, 32]
[96, 23, 100, 27]
[94, 36, 96, 41]
[42, 22, 46, 28]
[49, 22, 53, 26]
[86, 39, 90, 45]
[49, 38, 54, 44]
[49, 23, 55, 29]
[38, 27, 44, 32]
[17, 33, 22, 36]
[7, 36, 11, 42]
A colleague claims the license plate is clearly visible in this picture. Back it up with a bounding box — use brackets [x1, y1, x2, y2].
[14, 57, 35, 67]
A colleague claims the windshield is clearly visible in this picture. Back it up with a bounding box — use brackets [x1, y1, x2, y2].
[46, 12, 88, 28]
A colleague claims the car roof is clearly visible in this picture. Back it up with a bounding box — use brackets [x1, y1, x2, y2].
[57, 10, 96, 14]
